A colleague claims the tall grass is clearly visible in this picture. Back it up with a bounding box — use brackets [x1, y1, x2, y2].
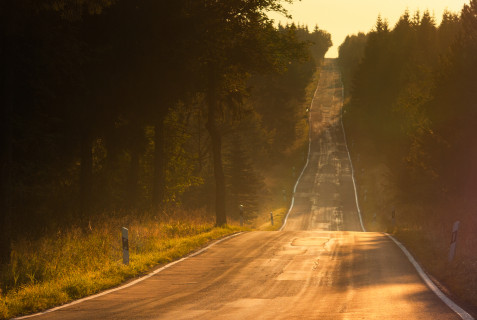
[0, 67, 322, 320]
[0, 211, 242, 319]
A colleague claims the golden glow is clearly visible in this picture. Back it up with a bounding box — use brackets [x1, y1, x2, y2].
[269, 0, 470, 58]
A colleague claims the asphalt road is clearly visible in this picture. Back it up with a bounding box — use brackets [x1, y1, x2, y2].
[26, 59, 463, 320]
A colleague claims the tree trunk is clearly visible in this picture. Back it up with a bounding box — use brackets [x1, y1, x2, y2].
[79, 131, 93, 218]
[206, 65, 227, 226]
[0, 12, 16, 263]
[0, 57, 13, 265]
[152, 115, 166, 209]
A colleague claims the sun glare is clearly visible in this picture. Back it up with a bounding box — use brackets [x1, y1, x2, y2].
[269, 0, 470, 57]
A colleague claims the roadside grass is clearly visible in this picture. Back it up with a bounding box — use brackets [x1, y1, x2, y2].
[257, 207, 288, 231]
[0, 65, 323, 320]
[0, 213, 243, 319]
[0, 202, 289, 319]
[393, 215, 477, 312]
[344, 128, 477, 311]
[0, 202, 288, 320]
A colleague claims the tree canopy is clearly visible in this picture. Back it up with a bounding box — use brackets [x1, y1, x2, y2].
[0, 0, 332, 263]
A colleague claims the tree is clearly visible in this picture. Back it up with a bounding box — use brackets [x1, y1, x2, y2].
[225, 134, 264, 220]
[338, 32, 367, 97]
[187, 1, 306, 226]
[425, 0, 477, 196]
[0, 0, 114, 265]
[0, 0, 329, 265]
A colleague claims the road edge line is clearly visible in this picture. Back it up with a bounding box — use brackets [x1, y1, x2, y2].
[279, 70, 320, 231]
[13, 232, 243, 320]
[338, 71, 366, 232]
[385, 233, 474, 320]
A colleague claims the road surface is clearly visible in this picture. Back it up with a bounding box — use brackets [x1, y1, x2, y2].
[25, 59, 464, 319]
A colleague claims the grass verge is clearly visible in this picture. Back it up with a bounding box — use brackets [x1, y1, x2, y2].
[0, 64, 324, 320]
[343, 118, 477, 312]
[0, 214, 243, 319]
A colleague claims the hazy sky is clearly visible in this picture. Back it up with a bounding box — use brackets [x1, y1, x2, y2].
[268, 0, 470, 58]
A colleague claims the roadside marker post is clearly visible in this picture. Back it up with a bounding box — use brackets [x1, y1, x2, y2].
[122, 227, 129, 265]
[239, 205, 244, 227]
[448, 221, 460, 262]
[270, 212, 274, 226]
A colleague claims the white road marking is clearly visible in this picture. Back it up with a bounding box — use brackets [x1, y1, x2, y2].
[338, 74, 366, 232]
[337, 66, 473, 319]
[386, 234, 474, 320]
[279, 77, 320, 231]
[14, 232, 243, 319]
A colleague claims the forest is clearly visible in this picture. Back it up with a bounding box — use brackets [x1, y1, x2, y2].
[339, 0, 477, 307]
[0, 0, 332, 269]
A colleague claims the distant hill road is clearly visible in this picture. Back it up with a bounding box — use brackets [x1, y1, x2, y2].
[20, 59, 469, 320]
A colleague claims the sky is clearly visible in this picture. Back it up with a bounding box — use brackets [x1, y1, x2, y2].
[268, 0, 470, 58]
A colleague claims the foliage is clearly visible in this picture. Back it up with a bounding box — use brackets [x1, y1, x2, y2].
[224, 134, 265, 220]
[0, 0, 331, 276]
[0, 1, 332, 316]
[339, 2, 477, 308]
[338, 33, 367, 97]
[339, 8, 462, 200]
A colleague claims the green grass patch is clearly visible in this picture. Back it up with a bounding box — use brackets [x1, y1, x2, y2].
[0, 214, 243, 320]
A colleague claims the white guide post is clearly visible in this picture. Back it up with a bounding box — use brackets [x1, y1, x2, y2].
[448, 221, 460, 263]
[122, 227, 129, 265]
[239, 205, 244, 227]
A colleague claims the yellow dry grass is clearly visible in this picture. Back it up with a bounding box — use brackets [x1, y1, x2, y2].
[0, 213, 243, 319]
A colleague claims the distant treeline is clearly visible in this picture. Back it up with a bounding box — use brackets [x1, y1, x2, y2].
[340, 2, 477, 211]
[339, 0, 477, 293]
[0, 1, 332, 263]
